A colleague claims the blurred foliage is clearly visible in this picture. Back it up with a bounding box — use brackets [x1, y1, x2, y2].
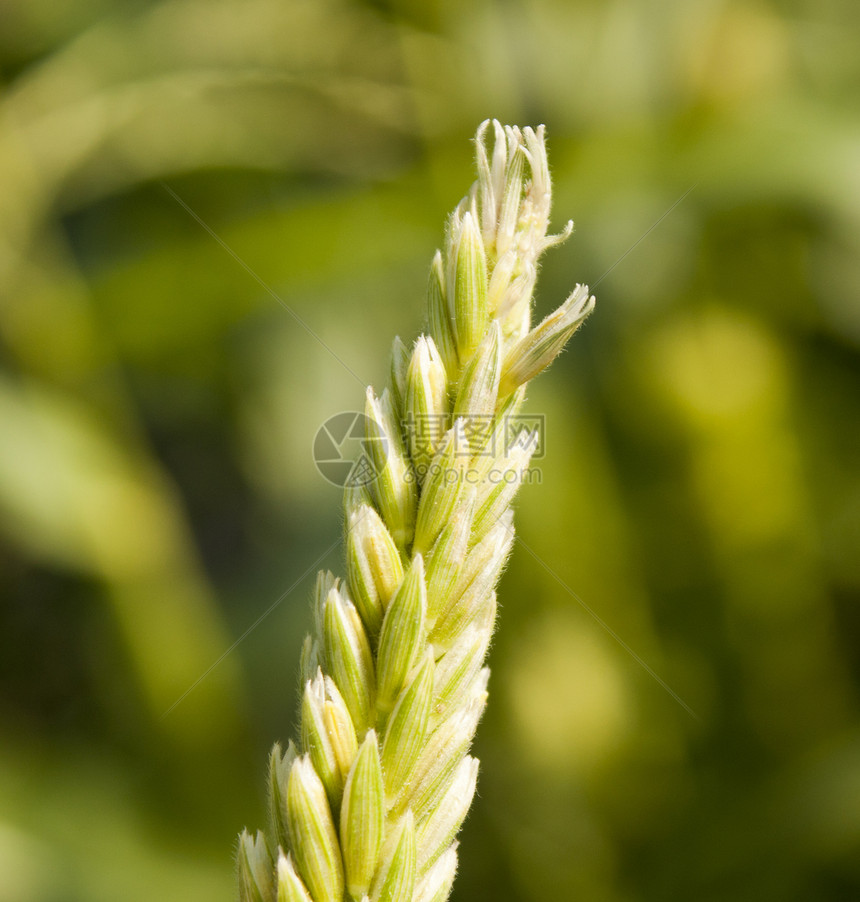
[1, 0, 859, 899]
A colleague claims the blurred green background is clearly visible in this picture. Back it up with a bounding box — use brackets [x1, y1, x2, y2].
[1, 0, 859, 899]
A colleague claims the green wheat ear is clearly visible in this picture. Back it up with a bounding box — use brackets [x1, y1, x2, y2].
[237, 120, 595, 902]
